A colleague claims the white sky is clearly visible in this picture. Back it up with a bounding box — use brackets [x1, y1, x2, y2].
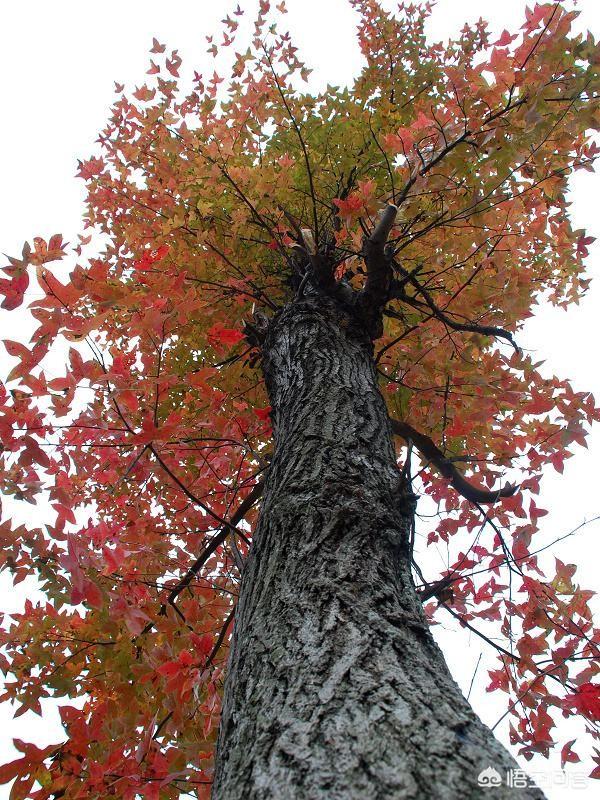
[1, 1, 599, 798]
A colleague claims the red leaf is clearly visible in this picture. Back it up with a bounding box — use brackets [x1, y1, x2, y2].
[191, 633, 213, 658]
[76, 157, 105, 180]
[522, 4, 549, 31]
[567, 683, 600, 720]
[560, 739, 580, 768]
[0, 757, 27, 785]
[30, 235, 66, 266]
[493, 30, 517, 46]
[84, 580, 103, 609]
[254, 406, 272, 421]
[150, 37, 166, 54]
[577, 233, 596, 258]
[332, 193, 364, 220]
[102, 544, 126, 573]
[53, 503, 76, 525]
[0, 266, 29, 310]
[529, 499, 548, 524]
[207, 324, 244, 348]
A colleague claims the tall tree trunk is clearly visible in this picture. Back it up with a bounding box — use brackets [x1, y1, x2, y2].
[212, 295, 544, 799]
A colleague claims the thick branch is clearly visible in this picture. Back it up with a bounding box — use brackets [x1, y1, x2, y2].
[390, 417, 516, 504]
[299, 229, 336, 291]
[357, 204, 398, 338]
[418, 573, 457, 603]
[370, 203, 398, 246]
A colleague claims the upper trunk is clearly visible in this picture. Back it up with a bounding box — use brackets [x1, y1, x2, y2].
[212, 295, 544, 799]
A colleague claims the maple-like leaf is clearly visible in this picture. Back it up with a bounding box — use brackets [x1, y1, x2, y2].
[566, 683, 600, 721]
[151, 36, 166, 54]
[560, 739, 580, 769]
[207, 323, 245, 348]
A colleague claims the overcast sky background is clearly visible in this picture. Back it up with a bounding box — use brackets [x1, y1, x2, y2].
[1, 1, 599, 798]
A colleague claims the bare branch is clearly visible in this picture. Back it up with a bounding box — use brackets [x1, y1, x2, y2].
[390, 265, 519, 351]
[166, 478, 264, 606]
[390, 417, 517, 504]
[204, 607, 236, 670]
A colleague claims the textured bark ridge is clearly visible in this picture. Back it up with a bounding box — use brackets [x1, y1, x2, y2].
[212, 296, 544, 799]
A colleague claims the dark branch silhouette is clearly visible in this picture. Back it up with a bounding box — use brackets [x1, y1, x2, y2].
[390, 417, 517, 504]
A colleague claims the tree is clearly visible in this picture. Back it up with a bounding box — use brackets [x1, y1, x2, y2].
[0, 0, 599, 796]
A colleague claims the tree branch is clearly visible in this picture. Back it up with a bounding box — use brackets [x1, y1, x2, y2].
[440, 602, 517, 662]
[394, 94, 527, 208]
[263, 47, 320, 243]
[299, 229, 336, 291]
[389, 267, 519, 351]
[166, 478, 264, 606]
[357, 204, 398, 338]
[390, 417, 517, 504]
[204, 607, 236, 670]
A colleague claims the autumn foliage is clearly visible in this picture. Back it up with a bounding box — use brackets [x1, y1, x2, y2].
[1, 1, 600, 796]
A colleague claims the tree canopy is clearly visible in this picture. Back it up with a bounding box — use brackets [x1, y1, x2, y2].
[1, 1, 600, 797]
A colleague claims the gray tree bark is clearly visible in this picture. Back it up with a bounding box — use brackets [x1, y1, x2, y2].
[212, 295, 544, 799]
